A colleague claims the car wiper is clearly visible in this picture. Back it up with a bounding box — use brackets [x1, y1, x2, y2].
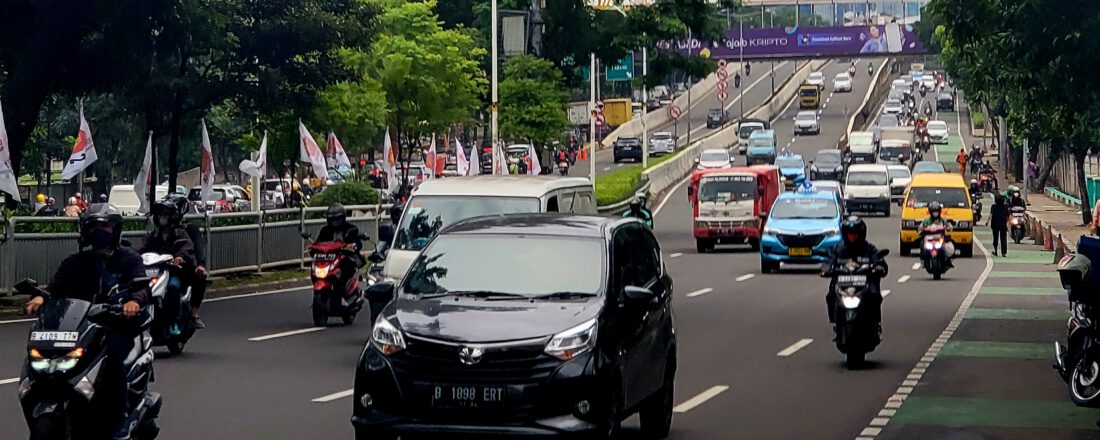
[418, 290, 528, 300]
[525, 291, 598, 301]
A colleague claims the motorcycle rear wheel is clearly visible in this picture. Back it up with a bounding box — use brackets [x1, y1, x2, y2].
[1071, 359, 1100, 406]
[845, 351, 865, 369]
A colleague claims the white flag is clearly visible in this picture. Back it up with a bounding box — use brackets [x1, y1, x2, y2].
[493, 143, 507, 175]
[0, 102, 20, 200]
[134, 132, 154, 215]
[238, 133, 267, 178]
[455, 138, 469, 176]
[327, 132, 352, 170]
[299, 121, 328, 179]
[468, 140, 481, 176]
[526, 144, 542, 175]
[424, 137, 437, 179]
[61, 104, 98, 180]
[199, 120, 216, 202]
[383, 128, 401, 190]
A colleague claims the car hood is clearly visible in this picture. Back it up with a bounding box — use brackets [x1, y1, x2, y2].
[767, 218, 838, 234]
[699, 160, 730, 168]
[795, 120, 816, 127]
[393, 295, 601, 343]
[747, 147, 775, 154]
[780, 167, 805, 176]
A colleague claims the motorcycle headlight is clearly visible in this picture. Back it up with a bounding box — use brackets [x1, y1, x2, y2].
[29, 348, 49, 371]
[313, 265, 330, 278]
[838, 287, 862, 309]
[55, 348, 84, 372]
[371, 316, 406, 356]
[545, 319, 597, 361]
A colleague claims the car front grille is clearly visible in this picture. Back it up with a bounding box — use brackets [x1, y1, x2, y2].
[388, 335, 560, 384]
[696, 219, 755, 229]
[777, 233, 826, 248]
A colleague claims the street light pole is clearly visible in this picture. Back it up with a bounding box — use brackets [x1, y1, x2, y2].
[490, 0, 499, 173]
[641, 47, 649, 168]
[589, 53, 597, 187]
[739, 19, 745, 120]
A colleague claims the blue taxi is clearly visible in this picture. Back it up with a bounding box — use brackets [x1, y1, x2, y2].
[775, 151, 807, 189]
[760, 181, 844, 273]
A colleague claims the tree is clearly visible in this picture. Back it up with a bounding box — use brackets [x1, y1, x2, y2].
[500, 55, 570, 147]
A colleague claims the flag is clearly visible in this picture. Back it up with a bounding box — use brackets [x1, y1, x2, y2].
[493, 142, 507, 175]
[199, 120, 216, 202]
[299, 121, 327, 179]
[468, 140, 481, 176]
[0, 102, 19, 199]
[327, 132, 352, 170]
[455, 139, 468, 177]
[134, 132, 154, 214]
[424, 136, 437, 179]
[383, 128, 400, 190]
[61, 104, 98, 180]
[238, 133, 267, 178]
[526, 144, 542, 175]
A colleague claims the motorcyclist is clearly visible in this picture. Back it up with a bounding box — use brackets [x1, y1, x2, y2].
[74, 192, 88, 211]
[316, 204, 364, 288]
[33, 193, 46, 212]
[980, 160, 999, 190]
[140, 194, 196, 336]
[920, 201, 956, 266]
[969, 178, 982, 199]
[822, 216, 888, 324]
[622, 193, 654, 227]
[1007, 185, 1026, 209]
[98, 193, 109, 203]
[24, 204, 149, 440]
[35, 197, 59, 216]
[64, 196, 83, 217]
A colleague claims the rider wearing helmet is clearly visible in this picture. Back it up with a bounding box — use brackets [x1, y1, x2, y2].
[1006, 185, 1026, 209]
[822, 216, 888, 324]
[35, 196, 59, 216]
[140, 194, 197, 336]
[25, 204, 149, 439]
[969, 178, 981, 199]
[317, 204, 364, 272]
[921, 201, 956, 263]
[64, 196, 83, 217]
[622, 193, 654, 227]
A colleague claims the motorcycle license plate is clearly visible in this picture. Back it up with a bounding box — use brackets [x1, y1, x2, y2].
[145, 268, 161, 277]
[837, 275, 867, 286]
[30, 331, 79, 342]
[788, 247, 812, 257]
[431, 384, 507, 408]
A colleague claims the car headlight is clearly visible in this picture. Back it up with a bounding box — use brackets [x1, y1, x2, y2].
[545, 319, 597, 361]
[371, 316, 406, 356]
[823, 229, 839, 237]
[763, 226, 778, 236]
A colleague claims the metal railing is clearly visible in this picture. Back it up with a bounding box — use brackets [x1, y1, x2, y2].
[0, 205, 388, 296]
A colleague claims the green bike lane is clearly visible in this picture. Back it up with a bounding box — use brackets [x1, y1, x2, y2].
[872, 121, 1096, 437]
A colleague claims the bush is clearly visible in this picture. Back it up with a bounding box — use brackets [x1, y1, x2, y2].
[308, 182, 380, 207]
[971, 110, 986, 129]
[594, 154, 677, 206]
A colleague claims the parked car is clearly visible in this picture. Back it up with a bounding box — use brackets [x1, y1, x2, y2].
[187, 184, 250, 213]
[649, 131, 677, 156]
[793, 111, 821, 135]
[613, 136, 643, 163]
[833, 72, 852, 92]
[706, 108, 728, 129]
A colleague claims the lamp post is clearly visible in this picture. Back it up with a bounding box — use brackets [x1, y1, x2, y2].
[490, 0, 500, 174]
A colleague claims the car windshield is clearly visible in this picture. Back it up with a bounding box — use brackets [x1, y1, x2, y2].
[770, 198, 838, 219]
[653, 133, 672, 140]
[888, 168, 911, 180]
[888, 90, 904, 100]
[810, 73, 824, 80]
[187, 188, 226, 201]
[800, 88, 818, 97]
[394, 196, 541, 251]
[739, 125, 763, 138]
[776, 157, 804, 169]
[402, 235, 604, 296]
[906, 187, 970, 209]
[617, 138, 639, 146]
[847, 171, 888, 186]
[708, 109, 723, 117]
[879, 115, 899, 126]
[701, 151, 729, 162]
[748, 137, 773, 148]
[835, 74, 850, 81]
[881, 145, 910, 155]
[886, 99, 901, 107]
[850, 134, 874, 145]
[914, 163, 946, 173]
[815, 151, 842, 167]
[699, 176, 756, 202]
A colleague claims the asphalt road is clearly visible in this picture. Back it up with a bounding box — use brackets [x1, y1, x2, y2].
[572, 61, 800, 178]
[0, 63, 999, 440]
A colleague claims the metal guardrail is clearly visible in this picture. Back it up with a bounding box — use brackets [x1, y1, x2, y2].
[0, 205, 388, 296]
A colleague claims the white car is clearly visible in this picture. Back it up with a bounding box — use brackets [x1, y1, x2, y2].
[807, 71, 826, 88]
[883, 99, 904, 114]
[886, 165, 912, 202]
[793, 111, 820, 135]
[649, 131, 676, 155]
[892, 78, 909, 89]
[844, 164, 893, 216]
[926, 120, 950, 143]
[696, 148, 734, 170]
[922, 75, 937, 90]
[833, 73, 852, 92]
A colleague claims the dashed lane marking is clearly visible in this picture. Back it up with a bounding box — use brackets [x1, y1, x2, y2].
[0, 378, 19, 385]
[898, 275, 911, 283]
[670, 253, 684, 258]
[686, 288, 714, 298]
[777, 338, 814, 357]
[673, 385, 730, 413]
[735, 274, 755, 282]
[248, 327, 326, 342]
[311, 389, 354, 403]
[911, 262, 922, 271]
[882, 289, 893, 298]
[602, 166, 611, 172]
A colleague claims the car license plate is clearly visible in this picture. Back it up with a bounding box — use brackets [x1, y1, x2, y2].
[622, 146, 633, 150]
[432, 384, 506, 408]
[785, 180, 794, 185]
[789, 247, 812, 257]
[30, 331, 79, 342]
[837, 275, 868, 286]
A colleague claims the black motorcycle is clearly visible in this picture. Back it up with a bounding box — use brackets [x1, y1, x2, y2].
[824, 249, 890, 368]
[1054, 252, 1100, 406]
[972, 197, 983, 223]
[1010, 206, 1027, 243]
[919, 223, 951, 280]
[15, 279, 162, 440]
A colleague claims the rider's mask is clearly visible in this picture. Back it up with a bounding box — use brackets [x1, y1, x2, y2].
[156, 213, 171, 228]
[87, 225, 114, 250]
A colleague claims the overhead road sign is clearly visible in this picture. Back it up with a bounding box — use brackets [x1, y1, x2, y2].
[656, 24, 928, 60]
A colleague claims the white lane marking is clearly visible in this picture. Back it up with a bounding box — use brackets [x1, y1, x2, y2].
[686, 288, 714, 298]
[653, 175, 691, 215]
[881, 289, 893, 298]
[861, 237, 995, 438]
[670, 253, 684, 258]
[911, 262, 922, 271]
[898, 275, 911, 283]
[735, 274, 755, 282]
[0, 377, 20, 385]
[0, 317, 35, 325]
[207, 285, 309, 303]
[673, 385, 730, 413]
[602, 166, 611, 172]
[617, 163, 624, 168]
[311, 388, 354, 403]
[248, 327, 325, 342]
[777, 338, 814, 357]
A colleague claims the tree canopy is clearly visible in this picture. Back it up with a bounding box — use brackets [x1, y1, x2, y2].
[500, 55, 570, 146]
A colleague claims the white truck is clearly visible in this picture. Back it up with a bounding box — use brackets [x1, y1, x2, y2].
[847, 131, 877, 164]
[567, 101, 591, 126]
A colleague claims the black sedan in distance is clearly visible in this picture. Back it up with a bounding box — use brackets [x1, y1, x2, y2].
[353, 214, 677, 439]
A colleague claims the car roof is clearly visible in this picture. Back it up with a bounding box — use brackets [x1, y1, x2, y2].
[928, 120, 948, 125]
[810, 71, 824, 76]
[910, 172, 967, 188]
[815, 149, 842, 156]
[796, 110, 817, 116]
[913, 161, 946, 169]
[653, 131, 672, 136]
[702, 148, 730, 154]
[887, 164, 911, 172]
[777, 189, 835, 201]
[848, 164, 889, 172]
[812, 180, 841, 188]
[443, 213, 622, 239]
[411, 175, 592, 197]
[777, 154, 804, 161]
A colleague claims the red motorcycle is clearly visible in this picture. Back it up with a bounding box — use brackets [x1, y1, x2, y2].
[978, 171, 996, 193]
[303, 235, 366, 326]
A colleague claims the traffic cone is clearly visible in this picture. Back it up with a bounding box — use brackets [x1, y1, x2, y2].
[579, 147, 588, 161]
[1053, 234, 1066, 264]
[1043, 224, 1055, 251]
[1032, 217, 1043, 246]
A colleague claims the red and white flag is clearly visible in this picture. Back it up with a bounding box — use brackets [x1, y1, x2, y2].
[526, 144, 542, 175]
[0, 101, 19, 199]
[299, 121, 328, 179]
[493, 143, 508, 175]
[454, 138, 469, 176]
[468, 140, 481, 176]
[327, 132, 352, 170]
[61, 104, 98, 180]
[383, 128, 401, 190]
[199, 120, 216, 202]
[134, 132, 154, 214]
[423, 137, 437, 179]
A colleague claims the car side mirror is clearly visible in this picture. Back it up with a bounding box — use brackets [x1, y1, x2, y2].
[624, 286, 657, 306]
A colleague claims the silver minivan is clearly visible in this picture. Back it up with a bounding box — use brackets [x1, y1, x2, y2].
[382, 175, 598, 281]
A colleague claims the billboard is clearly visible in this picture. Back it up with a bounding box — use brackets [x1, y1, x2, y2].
[658, 24, 927, 60]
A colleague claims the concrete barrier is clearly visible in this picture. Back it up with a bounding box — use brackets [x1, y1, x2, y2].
[840, 58, 894, 149]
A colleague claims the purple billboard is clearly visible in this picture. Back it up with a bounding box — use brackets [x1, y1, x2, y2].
[658, 24, 927, 60]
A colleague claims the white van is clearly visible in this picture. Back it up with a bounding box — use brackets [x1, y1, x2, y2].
[382, 175, 597, 281]
[844, 164, 892, 216]
[108, 185, 179, 215]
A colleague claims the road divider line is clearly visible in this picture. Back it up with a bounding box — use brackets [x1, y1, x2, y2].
[617, 163, 624, 168]
[881, 289, 892, 298]
[777, 338, 814, 357]
[248, 327, 325, 342]
[207, 286, 310, 303]
[670, 253, 684, 258]
[653, 175, 691, 216]
[911, 262, 922, 271]
[735, 274, 755, 282]
[673, 385, 729, 413]
[0, 317, 36, 325]
[686, 288, 714, 298]
[0, 377, 19, 385]
[311, 388, 354, 403]
[602, 166, 611, 172]
[898, 275, 910, 283]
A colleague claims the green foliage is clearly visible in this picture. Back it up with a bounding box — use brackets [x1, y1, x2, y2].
[594, 153, 676, 206]
[500, 55, 570, 147]
[970, 110, 986, 130]
[309, 182, 381, 207]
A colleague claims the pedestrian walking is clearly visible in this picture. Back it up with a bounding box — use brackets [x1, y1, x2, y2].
[987, 194, 1009, 256]
[1027, 158, 1039, 191]
[956, 149, 968, 175]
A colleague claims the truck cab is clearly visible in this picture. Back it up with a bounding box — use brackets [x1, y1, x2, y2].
[688, 166, 782, 253]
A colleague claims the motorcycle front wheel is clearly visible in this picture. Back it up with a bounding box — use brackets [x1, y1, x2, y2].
[1071, 357, 1100, 406]
[312, 294, 329, 327]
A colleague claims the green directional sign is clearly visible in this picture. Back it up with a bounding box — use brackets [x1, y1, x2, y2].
[578, 53, 635, 82]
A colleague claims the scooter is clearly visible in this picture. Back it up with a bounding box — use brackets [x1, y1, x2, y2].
[15, 279, 162, 440]
[823, 249, 890, 368]
[972, 197, 983, 223]
[1010, 206, 1027, 243]
[141, 240, 196, 355]
[979, 171, 996, 193]
[920, 224, 951, 280]
[1054, 252, 1100, 406]
[302, 232, 368, 327]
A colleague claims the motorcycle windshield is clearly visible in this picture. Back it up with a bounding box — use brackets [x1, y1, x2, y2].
[36, 298, 92, 332]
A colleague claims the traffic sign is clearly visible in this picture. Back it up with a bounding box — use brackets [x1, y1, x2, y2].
[717, 91, 728, 101]
[716, 80, 729, 92]
[717, 59, 728, 69]
[717, 69, 729, 81]
[669, 105, 683, 120]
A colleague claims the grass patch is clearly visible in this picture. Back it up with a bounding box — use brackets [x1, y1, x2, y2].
[595, 153, 676, 206]
[971, 109, 986, 129]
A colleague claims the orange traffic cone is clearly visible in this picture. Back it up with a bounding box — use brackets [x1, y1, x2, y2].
[579, 147, 589, 161]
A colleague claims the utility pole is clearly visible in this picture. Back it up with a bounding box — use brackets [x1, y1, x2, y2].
[490, 0, 500, 174]
[642, 47, 649, 168]
[589, 53, 597, 187]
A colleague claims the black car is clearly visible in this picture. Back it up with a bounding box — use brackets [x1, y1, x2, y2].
[936, 92, 955, 111]
[706, 108, 728, 129]
[353, 214, 677, 439]
[810, 149, 845, 181]
[613, 136, 643, 163]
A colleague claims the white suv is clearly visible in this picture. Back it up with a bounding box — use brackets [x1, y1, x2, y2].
[844, 164, 893, 216]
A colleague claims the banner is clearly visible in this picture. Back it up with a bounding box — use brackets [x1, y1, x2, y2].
[327, 132, 352, 170]
[383, 128, 400, 190]
[199, 120, 216, 202]
[61, 105, 98, 180]
[468, 139, 481, 176]
[526, 144, 542, 175]
[0, 102, 19, 199]
[134, 132, 154, 215]
[423, 137, 437, 179]
[659, 24, 927, 60]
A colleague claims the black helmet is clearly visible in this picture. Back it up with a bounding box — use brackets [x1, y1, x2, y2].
[388, 204, 403, 223]
[841, 216, 867, 245]
[79, 203, 124, 249]
[150, 194, 188, 227]
[928, 201, 943, 218]
[324, 204, 347, 226]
